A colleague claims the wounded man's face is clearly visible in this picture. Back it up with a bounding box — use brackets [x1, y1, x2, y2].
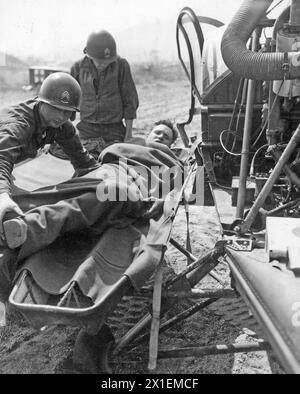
[146, 125, 173, 147]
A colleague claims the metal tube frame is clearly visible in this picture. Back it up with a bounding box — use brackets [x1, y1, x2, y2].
[236, 29, 260, 219]
[236, 122, 300, 235]
[126, 341, 271, 361]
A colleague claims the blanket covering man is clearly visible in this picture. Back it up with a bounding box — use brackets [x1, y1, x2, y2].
[0, 142, 184, 303]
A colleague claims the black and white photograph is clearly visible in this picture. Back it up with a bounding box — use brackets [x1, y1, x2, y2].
[0, 0, 299, 376]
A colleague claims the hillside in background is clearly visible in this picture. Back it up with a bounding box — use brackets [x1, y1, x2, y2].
[116, 18, 178, 63]
[17, 17, 181, 68]
[0, 49, 186, 92]
[0, 53, 28, 68]
[1, 14, 205, 71]
[0, 14, 189, 92]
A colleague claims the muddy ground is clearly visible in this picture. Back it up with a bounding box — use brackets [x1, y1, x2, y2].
[0, 78, 285, 374]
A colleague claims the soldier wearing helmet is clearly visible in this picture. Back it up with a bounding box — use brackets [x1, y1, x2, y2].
[70, 30, 139, 158]
[0, 72, 96, 233]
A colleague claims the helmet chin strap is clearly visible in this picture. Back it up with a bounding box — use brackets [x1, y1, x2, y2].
[38, 102, 49, 128]
[70, 111, 76, 122]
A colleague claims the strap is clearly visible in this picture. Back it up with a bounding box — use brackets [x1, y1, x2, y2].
[148, 262, 164, 370]
[183, 192, 193, 264]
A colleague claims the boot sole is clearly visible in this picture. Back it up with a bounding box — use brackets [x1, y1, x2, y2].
[3, 219, 27, 249]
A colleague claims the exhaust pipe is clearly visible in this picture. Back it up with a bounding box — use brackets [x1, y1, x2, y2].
[221, 0, 300, 81]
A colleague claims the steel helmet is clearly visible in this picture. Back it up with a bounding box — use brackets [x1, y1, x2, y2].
[38, 72, 81, 112]
[84, 30, 117, 64]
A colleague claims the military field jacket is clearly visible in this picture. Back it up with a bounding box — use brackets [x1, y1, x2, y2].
[0, 99, 96, 194]
[71, 56, 139, 124]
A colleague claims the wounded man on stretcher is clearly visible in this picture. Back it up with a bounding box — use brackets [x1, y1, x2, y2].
[0, 120, 186, 324]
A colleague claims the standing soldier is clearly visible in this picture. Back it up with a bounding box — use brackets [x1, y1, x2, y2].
[70, 30, 139, 158]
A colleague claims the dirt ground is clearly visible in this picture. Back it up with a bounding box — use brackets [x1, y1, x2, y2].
[0, 78, 285, 374]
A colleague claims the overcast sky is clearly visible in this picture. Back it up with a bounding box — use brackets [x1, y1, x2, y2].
[0, 0, 290, 63]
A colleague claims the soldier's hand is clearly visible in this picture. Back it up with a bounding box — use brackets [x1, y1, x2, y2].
[0, 193, 24, 238]
[41, 144, 51, 154]
[143, 198, 164, 219]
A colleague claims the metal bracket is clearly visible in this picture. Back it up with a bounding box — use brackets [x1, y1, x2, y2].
[282, 52, 290, 80]
[226, 238, 253, 252]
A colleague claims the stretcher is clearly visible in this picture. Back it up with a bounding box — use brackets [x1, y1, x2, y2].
[9, 150, 300, 374]
[9, 204, 177, 333]
[11, 152, 170, 333]
[7, 147, 276, 374]
[9, 148, 202, 372]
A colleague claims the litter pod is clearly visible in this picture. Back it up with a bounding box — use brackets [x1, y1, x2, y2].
[10, 213, 172, 335]
[226, 247, 300, 374]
